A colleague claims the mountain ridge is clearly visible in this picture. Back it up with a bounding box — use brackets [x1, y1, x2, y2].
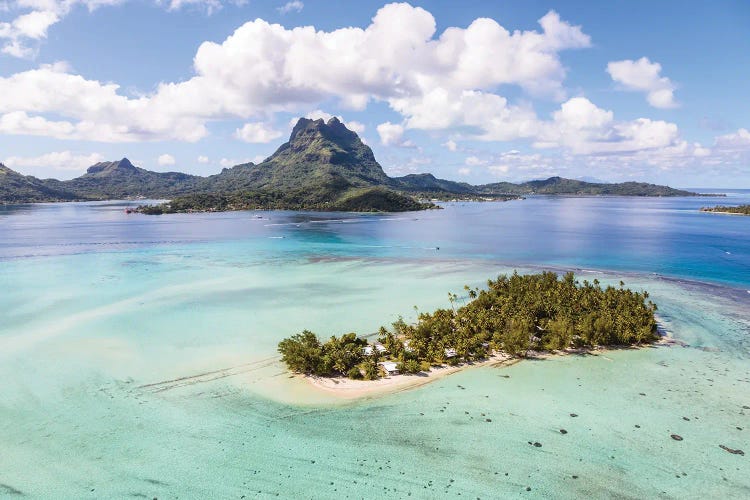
[1, 117, 707, 209]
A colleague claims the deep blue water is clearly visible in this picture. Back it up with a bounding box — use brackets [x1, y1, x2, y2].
[2, 193, 749, 288]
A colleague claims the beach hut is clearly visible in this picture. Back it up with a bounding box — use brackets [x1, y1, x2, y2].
[444, 348, 457, 358]
[363, 343, 388, 356]
[379, 361, 399, 376]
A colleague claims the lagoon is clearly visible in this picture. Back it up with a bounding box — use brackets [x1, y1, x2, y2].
[1, 194, 749, 498]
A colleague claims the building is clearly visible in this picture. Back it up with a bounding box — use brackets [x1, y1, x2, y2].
[379, 361, 399, 376]
[363, 343, 388, 356]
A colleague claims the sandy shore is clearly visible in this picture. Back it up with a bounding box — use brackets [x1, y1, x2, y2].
[303, 353, 520, 400]
[302, 337, 677, 400]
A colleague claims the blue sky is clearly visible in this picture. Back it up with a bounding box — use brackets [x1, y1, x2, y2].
[0, 0, 748, 187]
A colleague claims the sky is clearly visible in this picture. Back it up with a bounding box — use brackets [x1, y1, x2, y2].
[0, 0, 749, 187]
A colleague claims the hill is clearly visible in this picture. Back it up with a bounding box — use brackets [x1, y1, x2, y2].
[479, 176, 698, 197]
[65, 158, 201, 199]
[0, 164, 80, 203]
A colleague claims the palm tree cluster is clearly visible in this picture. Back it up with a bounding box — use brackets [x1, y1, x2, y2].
[278, 271, 659, 379]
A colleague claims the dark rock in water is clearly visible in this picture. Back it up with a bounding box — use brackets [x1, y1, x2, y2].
[485, 418, 492, 422]
[671, 434, 683, 441]
[533, 442, 542, 447]
[719, 445, 744, 455]
[682, 417, 690, 421]
[560, 429, 568, 434]
[572, 475, 578, 479]
[742, 405, 750, 410]
[570, 413, 578, 417]
[526, 487, 531, 491]
[635, 424, 641, 428]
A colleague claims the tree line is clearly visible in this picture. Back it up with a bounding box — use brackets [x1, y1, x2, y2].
[277, 271, 659, 379]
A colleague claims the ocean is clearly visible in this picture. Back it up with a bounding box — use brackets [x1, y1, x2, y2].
[0, 193, 748, 498]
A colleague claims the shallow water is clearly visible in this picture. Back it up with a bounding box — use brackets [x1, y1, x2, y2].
[0, 195, 749, 498]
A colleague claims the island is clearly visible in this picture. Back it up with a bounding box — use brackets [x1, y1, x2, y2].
[2, 117, 712, 211]
[277, 271, 659, 385]
[701, 204, 750, 215]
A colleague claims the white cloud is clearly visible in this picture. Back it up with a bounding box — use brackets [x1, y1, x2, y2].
[464, 156, 486, 166]
[0, 4, 593, 142]
[376, 121, 414, 147]
[607, 57, 678, 109]
[535, 97, 680, 154]
[346, 120, 365, 135]
[715, 128, 750, 149]
[3, 150, 104, 172]
[197, 155, 209, 163]
[457, 167, 471, 176]
[277, 0, 302, 14]
[234, 122, 283, 143]
[377, 121, 404, 146]
[157, 153, 175, 166]
[2, 2, 732, 177]
[0, 64, 208, 141]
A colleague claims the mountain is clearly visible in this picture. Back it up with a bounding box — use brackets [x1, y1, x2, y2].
[161, 117, 432, 211]
[1, 117, 706, 210]
[222, 117, 391, 191]
[0, 163, 79, 203]
[478, 176, 698, 197]
[391, 173, 475, 194]
[65, 158, 201, 199]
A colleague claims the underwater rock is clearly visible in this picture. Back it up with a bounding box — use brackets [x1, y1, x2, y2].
[719, 445, 744, 455]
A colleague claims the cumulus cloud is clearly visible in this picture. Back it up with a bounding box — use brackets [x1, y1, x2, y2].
[234, 122, 283, 143]
[197, 155, 209, 163]
[715, 128, 750, 149]
[443, 140, 457, 151]
[535, 97, 680, 154]
[3, 2, 733, 176]
[457, 167, 471, 176]
[157, 153, 175, 165]
[607, 57, 678, 108]
[3, 150, 104, 172]
[0, 3, 592, 142]
[346, 120, 365, 135]
[377, 121, 414, 147]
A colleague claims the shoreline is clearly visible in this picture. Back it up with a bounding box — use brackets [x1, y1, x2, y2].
[301, 339, 677, 400]
[700, 210, 749, 216]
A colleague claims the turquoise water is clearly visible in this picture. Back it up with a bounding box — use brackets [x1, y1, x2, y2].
[0, 195, 749, 498]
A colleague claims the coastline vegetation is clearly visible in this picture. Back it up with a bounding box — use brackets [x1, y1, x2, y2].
[277, 271, 659, 379]
[137, 185, 437, 214]
[701, 204, 750, 215]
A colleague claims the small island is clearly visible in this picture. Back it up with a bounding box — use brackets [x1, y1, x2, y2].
[135, 187, 438, 214]
[278, 272, 659, 385]
[701, 204, 750, 215]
